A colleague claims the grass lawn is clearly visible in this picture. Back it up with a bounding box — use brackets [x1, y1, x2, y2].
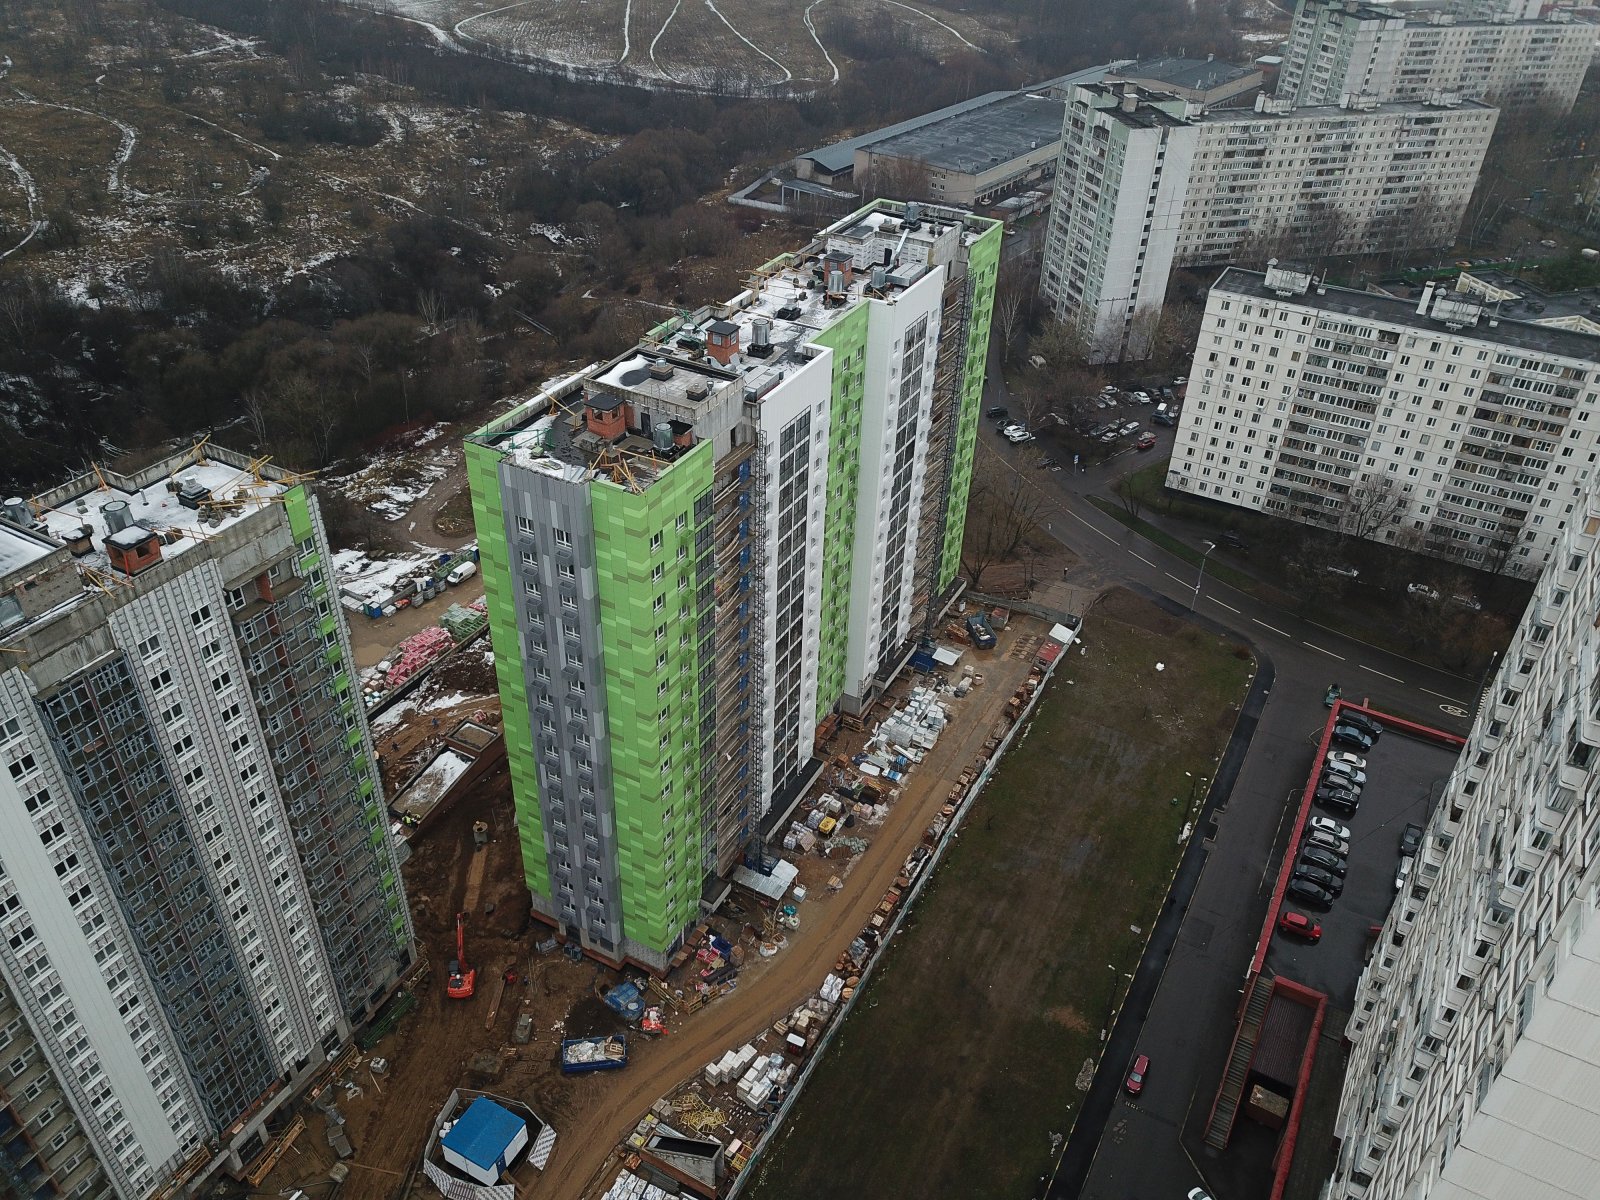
[745, 590, 1253, 1200]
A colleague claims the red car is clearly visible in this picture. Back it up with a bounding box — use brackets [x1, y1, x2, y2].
[1136, 432, 1158, 451]
[1277, 910, 1322, 942]
[1125, 1053, 1149, 1095]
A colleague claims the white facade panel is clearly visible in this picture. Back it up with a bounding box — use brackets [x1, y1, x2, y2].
[0, 676, 188, 1197]
[846, 267, 945, 697]
[757, 353, 832, 803]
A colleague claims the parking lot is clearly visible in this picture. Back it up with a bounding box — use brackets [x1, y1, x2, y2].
[1267, 712, 1461, 1009]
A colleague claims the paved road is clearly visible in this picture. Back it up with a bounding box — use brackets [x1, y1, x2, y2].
[972, 387, 1476, 1200]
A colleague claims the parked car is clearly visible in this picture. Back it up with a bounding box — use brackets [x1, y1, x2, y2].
[1324, 563, 1360, 579]
[1005, 428, 1035, 444]
[1394, 854, 1414, 893]
[1037, 456, 1057, 470]
[1152, 410, 1176, 427]
[1277, 910, 1323, 942]
[1400, 822, 1424, 857]
[1340, 712, 1384, 741]
[986, 406, 1009, 420]
[1293, 865, 1344, 896]
[1407, 582, 1440, 601]
[1315, 787, 1360, 816]
[1188, 1189, 1215, 1200]
[1449, 594, 1482, 612]
[1119, 421, 1141, 437]
[1099, 429, 1121, 443]
[1137, 432, 1158, 451]
[1096, 396, 1113, 409]
[1328, 750, 1366, 770]
[1332, 724, 1375, 752]
[1132, 390, 1152, 404]
[1221, 530, 1247, 550]
[1125, 1053, 1150, 1096]
[1173, 376, 1188, 386]
[1322, 759, 1367, 788]
[1310, 815, 1351, 841]
[1286, 878, 1335, 908]
[1305, 828, 1350, 857]
[1100, 384, 1119, 395]
[1300, 846, 1349, 877]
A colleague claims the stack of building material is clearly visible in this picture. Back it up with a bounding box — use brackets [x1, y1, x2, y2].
[819, 974, 845, 1004]
[439, 602, 488, 642]
[706, 1043, 756, 1088]
[385, 626, 455, 688]
[736, 1054, 790, 1109]
[602, 1170, 675, 1200]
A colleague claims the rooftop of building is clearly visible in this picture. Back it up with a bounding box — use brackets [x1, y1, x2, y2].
[864, 92, 1067, 173]
[1070, 81, 1193, 129]
[1109, 56, 1263, 91]
[472, 201, 1000, 493]
[797, 64, 1122, 175]
[2, 444, 298, 637]
[1195, 90, 1495, 122]
[1214, 266, 1600, 362]
[1454, 268, 1600, 331]
[1307, 0, 1591, 26]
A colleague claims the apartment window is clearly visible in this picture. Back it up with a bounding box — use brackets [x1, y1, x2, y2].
[520, 549, 538, 566]
[650, 532, 663, 553]
[136, 635, 161, 658]
[190, 605, 212, 626]
[554, 527, 572, 547]
[652, 564, 665, 583]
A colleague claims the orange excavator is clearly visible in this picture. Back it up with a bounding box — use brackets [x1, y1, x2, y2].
[447, 911, 477, 1000]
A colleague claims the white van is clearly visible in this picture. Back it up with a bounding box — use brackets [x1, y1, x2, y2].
[446, 560, 477, 585]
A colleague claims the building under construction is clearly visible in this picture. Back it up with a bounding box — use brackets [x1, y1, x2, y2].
[0, 444, 415, 1200]
[466, 200, 1000, 971]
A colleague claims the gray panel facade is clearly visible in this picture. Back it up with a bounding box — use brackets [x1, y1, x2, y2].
[497, 461, 626, 957]
[35, 656, 277, 1131]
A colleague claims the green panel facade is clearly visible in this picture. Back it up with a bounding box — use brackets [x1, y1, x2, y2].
[465, 441, 552, 900]
[940, 220, 1003, 591]
[808, 304, 870, 721]
[589, 442, 712, 954]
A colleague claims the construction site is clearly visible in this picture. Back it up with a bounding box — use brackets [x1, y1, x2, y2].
[251, 604, 1075, 1200]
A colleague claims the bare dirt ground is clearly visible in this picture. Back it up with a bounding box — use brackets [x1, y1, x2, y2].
[262, 617, 1048, 1200]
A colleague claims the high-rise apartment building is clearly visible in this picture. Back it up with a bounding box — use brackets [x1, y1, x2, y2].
[1165, 265, 1599, 577]
[1276, 0, 1594, 112]
[1039, 82, 1494, 362]
[1330, 485, 1600, 1199]
[467, 201, 999, 971]
[0, 447, 414, 1200]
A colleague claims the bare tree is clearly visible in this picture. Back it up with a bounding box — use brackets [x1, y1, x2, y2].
[1340, 473, 1410, 541]
[993, 262, 1040, 369]
[961, 473, 1048, 589]
[859, 154, 934, 203]
[1113, 473, 1144, 520]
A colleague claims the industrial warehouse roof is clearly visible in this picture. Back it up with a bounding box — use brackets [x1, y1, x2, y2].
[1110, 56, 1260, 93]
[866, 92, 1066, 173]
[797, 63, 1120, 176]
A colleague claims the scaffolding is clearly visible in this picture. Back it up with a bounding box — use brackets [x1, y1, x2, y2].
[910, 263, 975, 633]
[699, 435, 768, 879]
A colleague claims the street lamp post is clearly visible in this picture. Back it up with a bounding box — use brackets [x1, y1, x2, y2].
[1189, 541, 1216, 613]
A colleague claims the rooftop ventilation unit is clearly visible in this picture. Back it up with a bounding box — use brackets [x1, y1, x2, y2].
[775, 305, 802, 321]
[747, 318, 774, 358]
[686, 382, 710, 402]
[101, 500, 133, 533]
[652, 423, 674, 452]
[648, 361, 676, 381]
[2, 497, 29, 526]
